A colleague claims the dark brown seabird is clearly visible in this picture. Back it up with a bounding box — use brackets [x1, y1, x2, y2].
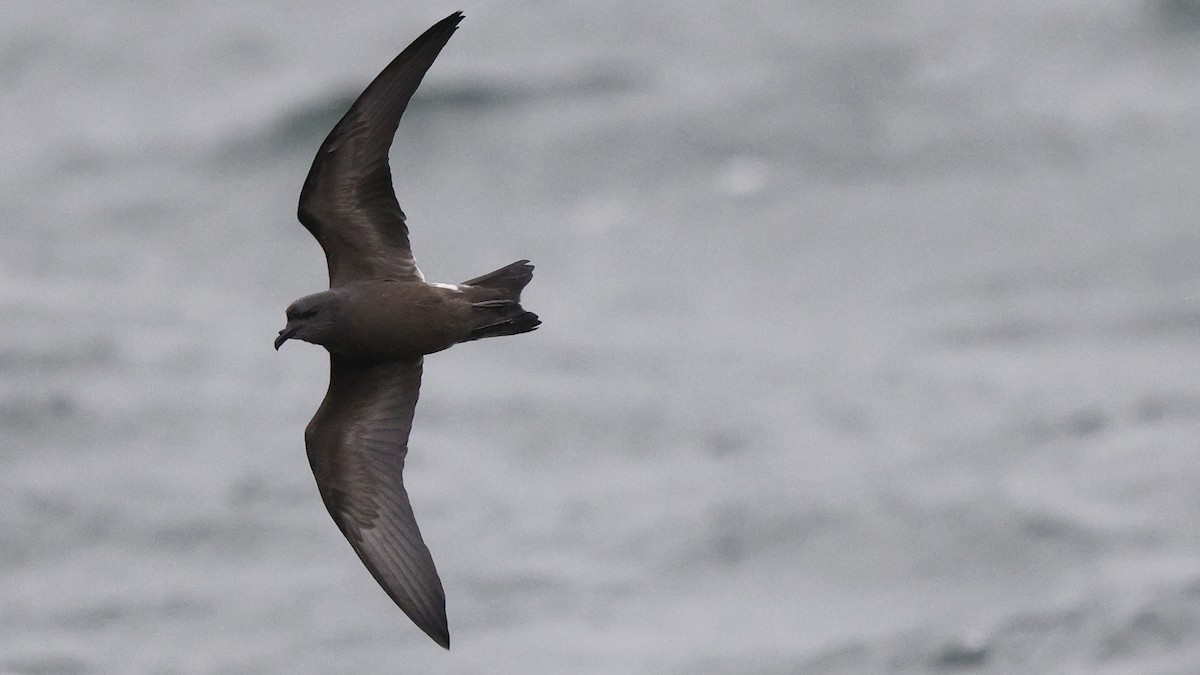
[274, 11, 539, 649]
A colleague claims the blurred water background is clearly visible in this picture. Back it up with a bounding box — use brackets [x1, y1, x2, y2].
[3, 0, 1200, 672]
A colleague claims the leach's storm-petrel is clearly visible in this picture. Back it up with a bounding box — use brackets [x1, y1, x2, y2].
[275, 12, 539, 649]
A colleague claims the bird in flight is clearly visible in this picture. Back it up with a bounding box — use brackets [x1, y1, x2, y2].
[274, 11, 539, 649]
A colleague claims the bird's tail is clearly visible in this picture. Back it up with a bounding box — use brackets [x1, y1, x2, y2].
[460, 260, 540, 342]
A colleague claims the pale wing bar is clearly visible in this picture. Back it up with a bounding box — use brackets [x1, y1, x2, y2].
[298, 12, 463, 287]
[304, 355, 449, 647]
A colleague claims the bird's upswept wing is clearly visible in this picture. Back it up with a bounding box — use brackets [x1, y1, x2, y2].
[297, 12, 462, 287]
[304, 355, 449, 648]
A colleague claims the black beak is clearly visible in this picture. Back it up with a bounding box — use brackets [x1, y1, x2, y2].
[275, 324, 299, 350]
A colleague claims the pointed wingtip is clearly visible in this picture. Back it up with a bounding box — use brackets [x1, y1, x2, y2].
[424, 621, 450, 649]
[417, 595, 450, 649]
[414, 11, 465, 50]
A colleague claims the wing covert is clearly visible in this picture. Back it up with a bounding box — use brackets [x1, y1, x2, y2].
[304, 355, 449, 648]
[298, 12, 463, 287]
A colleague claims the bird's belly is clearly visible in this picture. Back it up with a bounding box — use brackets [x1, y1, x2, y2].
[330, 285, 472, 360]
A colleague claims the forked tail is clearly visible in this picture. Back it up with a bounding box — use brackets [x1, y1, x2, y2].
[460, 260, 540, 342]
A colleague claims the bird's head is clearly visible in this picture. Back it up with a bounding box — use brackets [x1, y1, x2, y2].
[275, 291, 342, 350]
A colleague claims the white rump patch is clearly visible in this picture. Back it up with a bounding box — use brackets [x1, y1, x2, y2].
[430, 282, 462, 292]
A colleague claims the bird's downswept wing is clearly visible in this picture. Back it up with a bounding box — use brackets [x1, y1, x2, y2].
[304, 355, 449, 648]
[298, 12, 463, 288]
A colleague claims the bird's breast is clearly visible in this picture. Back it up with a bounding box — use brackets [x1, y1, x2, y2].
[330, 281, 474, 360]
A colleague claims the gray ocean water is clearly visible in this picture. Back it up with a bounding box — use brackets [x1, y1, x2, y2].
[4, 1, 1200, 673]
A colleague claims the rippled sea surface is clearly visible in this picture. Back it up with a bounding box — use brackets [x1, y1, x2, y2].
[3, 1, 1200, 673]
